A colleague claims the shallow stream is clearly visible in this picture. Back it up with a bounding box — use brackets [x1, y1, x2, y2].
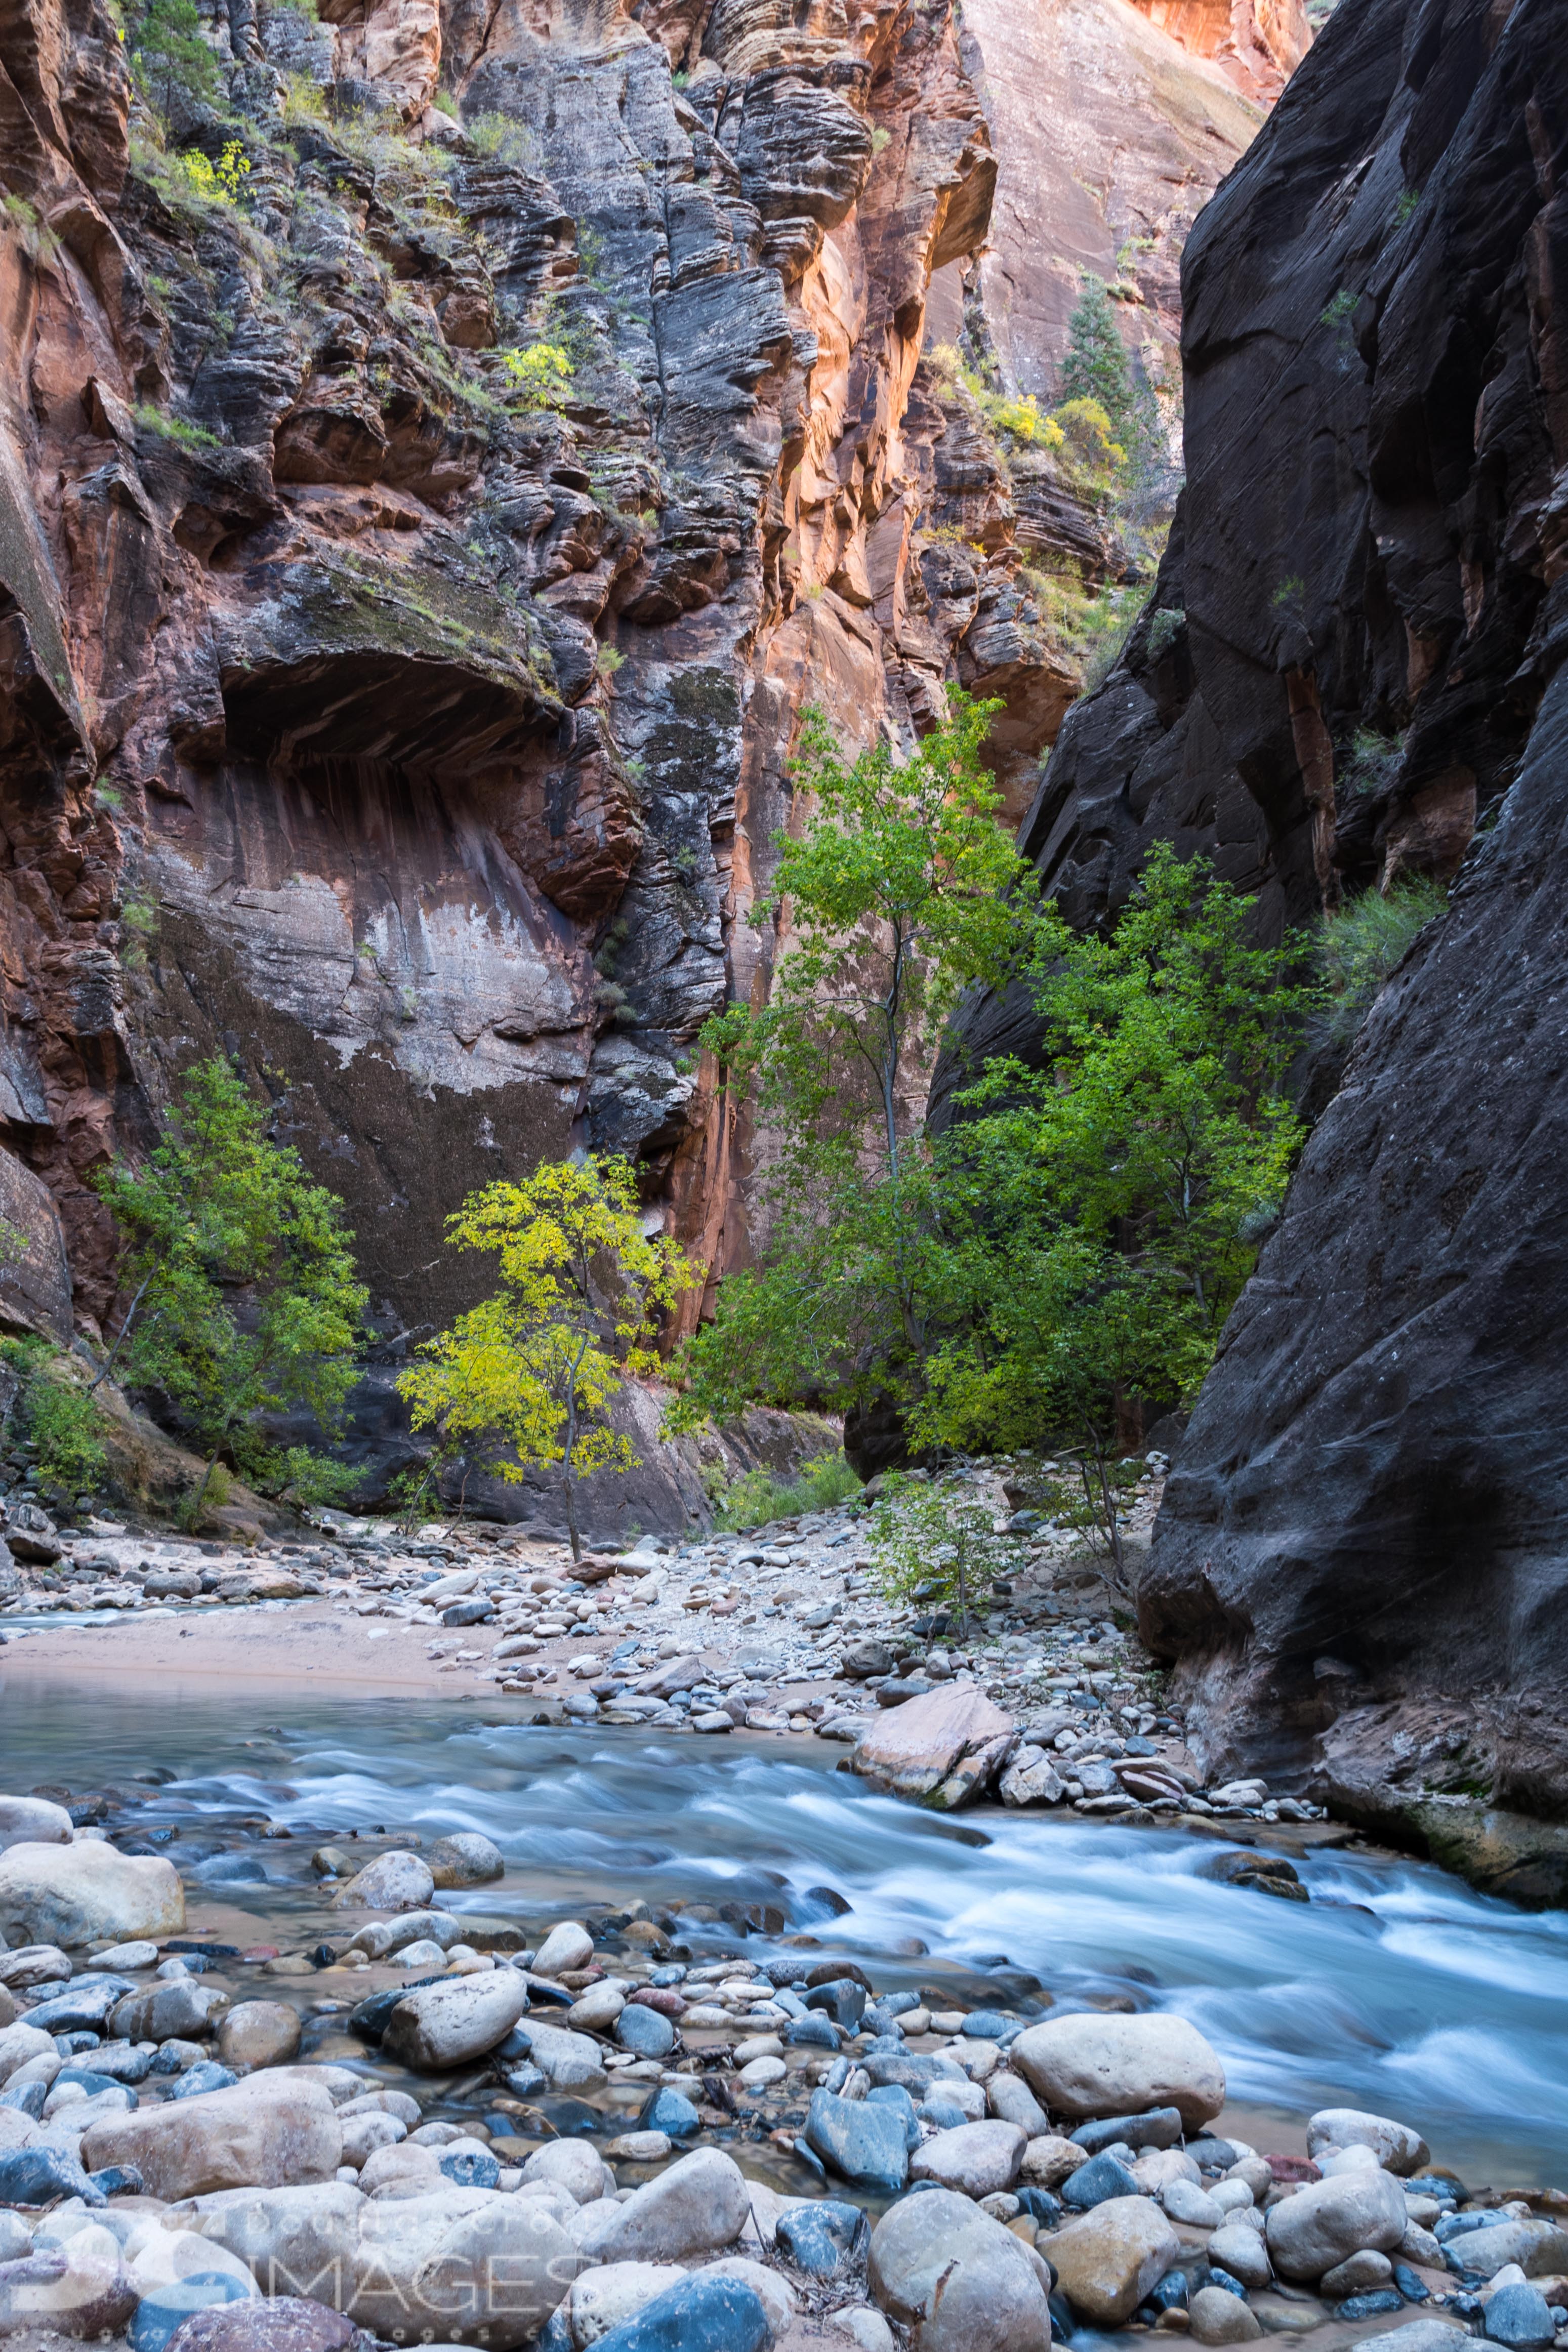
[5, 1676, 1566, 2188]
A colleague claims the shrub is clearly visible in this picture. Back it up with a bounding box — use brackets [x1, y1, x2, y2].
[1146, 605, 1185, 661]
[467, 111, 541, 169]
[499, 341, 573, 408]
[130, 0, 219, 117]
[1316, 878, 1448, 1043]
[710, 1451, 860, 1531]
[133, 403, 220, 451]
[868, 1473, 1026, 1630]
[0, 1339, 109, 1497]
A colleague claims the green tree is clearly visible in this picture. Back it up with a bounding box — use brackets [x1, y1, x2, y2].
[131, 0, 220, 118]
[1059, 277, 1136, 445]
[914, 845, 1308, 1571]
[95, 1057, 367, 1519]
[400, 1157, 699, 1558]
[670, 687, 1039, 1430]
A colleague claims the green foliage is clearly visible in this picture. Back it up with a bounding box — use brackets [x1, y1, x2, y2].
[273, 1445, 363, 1508]
[499, 341, 573, 408]
[1059, 278, 1137, 446]
[1271, 575, 1305, 609]
[467, 111, 540, 167]
[0, 1339, 108, 1496]
[1339, 726, 1404, 799]
[709, 1449, 859, 1531]
[1321, 287, 1357, 328]
[597, 643, 625, 678]
[1316, 877, 1447, 1043]
[94, 1057, 367, 1508]
[0, 1218, 29, 1269]
[1146, 605, 1186, 661]
[432, 86, 458, 117]
[671, 687, 1039, 1431]
[134, 403, 220, 450]
[400, 1157, 699, 1556]
[2, 193, 61, 265]
[1394, 187, 1421, 227]
[913, 847, 1309, 1574]
[868, 1471, 1025, 1627]
[130, 0, 219, 117]
[118, 887, 159, 972]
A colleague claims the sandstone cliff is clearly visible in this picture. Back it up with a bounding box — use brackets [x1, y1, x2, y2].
[948, 0, 1568, 1890]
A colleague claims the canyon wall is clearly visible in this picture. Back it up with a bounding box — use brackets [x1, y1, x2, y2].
[951, 0, 1568, 1888]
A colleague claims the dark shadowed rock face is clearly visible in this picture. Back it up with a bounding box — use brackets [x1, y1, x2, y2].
[944, 0, 1568, 1868]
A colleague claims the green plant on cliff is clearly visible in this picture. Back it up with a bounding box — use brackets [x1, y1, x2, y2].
[868, 1470, 1026, 1629]
[0, 1338, 109, 1497]
[667, 686, 1040, 1434]
[401, 1158, 700, 1557]
[130, 0, 220, 116]
[499, 341, 573, 409]
[95, 1056, 367, 1517]
[1316, 876, 1448, 1043]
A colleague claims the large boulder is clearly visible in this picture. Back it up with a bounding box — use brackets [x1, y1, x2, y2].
[112, 1980, 228, 2044]
[869, 2188, 1052, 2351]
[82, 2077, 343, 2201]
[163, 2298, 357, 2352]
[1046, 2194, 1180, 2325]
[1442, 2220, 1568, 2280]
[329, 1853, 434, 1913]
[1306, 2109, 1430, 2176]
[805, 2088, 911, 2196]
[426, 1834, 504, 1889]
[0, 1841, 184, 1949]
[851, 1687, 1016, 1802]
[580, 2151, 751, 2265]
[1010, 2012, 1224, 2127]
[381, 1972, 531, 2071]
[1264, 2167, 1410, 2281]
[0, 1797, 73, 1853]
[566, 2260, 685, 2345]
[910, 2121, 1025, 2198]
[181, 2182, 577, 2349]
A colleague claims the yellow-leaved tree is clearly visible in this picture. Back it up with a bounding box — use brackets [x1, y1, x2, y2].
[398, 1157, 699, 1558]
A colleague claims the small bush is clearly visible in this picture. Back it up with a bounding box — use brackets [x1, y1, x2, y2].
[0, 1339, 109, 1496]
[499, 341, 573, 408]
[710, 1450, 861, 1531]
[134, 404, 220, 451]
[868, 1473, 1027, 1630]
[1317, 877, 1448, 1043]
[1146, 605, 1185, 661]
[467, 111, 541, 170]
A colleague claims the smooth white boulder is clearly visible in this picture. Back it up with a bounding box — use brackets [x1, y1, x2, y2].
[532, 1922, 595, 1978]
[0, 1796, 73, 1853]
[579, 2149, 751, 2264]
[381, 1970, 530, 2070]
[82, 2075, 343, 2200]
[1010, 2012, 1225, 2127]
[1307, 2107, 1431, 2177]
[0, 1841, 184, 1949]
[1264, 2166, 1411, 2280]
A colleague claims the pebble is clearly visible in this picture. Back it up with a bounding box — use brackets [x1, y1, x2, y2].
[776, 2198, 869, 2277]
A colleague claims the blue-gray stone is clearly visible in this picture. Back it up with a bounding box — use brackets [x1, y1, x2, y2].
[1073, 2108, 1184, 2156]
[776, 2200, 869, 2278]
[349, 1977, 443, 2043]
[1337, 2292, 1406, 2321]
[1147, 2267, 1190, 2313]
[637, 2088, 702, 2139]
[439, 2148, 501, 2189]
[864, 2052, 938, 2092]
[0, 2083, 47, 2119]
[21, 1983, 129, 2034]
[791, 2137, 827, 2184]
[804, 1979, 866, 2031]
[496, 2025, 534, 2059]
[170, 2064, 238, 2100]
[648, 1966, 686, 1987]
[805, 2087, 910, 2195]
[128, 2273, 253, 2352]
[961, 2010, 1013, 2040]
[0, 2145, 104, 2207]
[919, 2098, 970, 2132]
[1437, 2210, 1507, 2243]
[591, 2274, 770, 2352]
[616, 2004, 676, 2059]
[820, 2058, 852, 2096]
[188, 1855, 270, 1884]
[58, 2070, 137, 2107]
[1205, 2271, 1249, 2303]
[1192, 2139, 1242, 2172]
[881, 1991, 920, 2018]
[1486, 2285, 1556, 2346]
[537, 2307, 573, 2352]
[865, 2084, 922, 2150]
[786, 2014, 841, 2051]
[1392, 2264, 1430, 2302]
[1407, 2177, 1462, 2206]
[55, 2031, 102, 2058]
[504, 2064, 547, 2099]
[87, 2043, 153, 2084]
[1062, 2152, 1140, 2210]
[1049, 2292, 1077, 2340]
[1017, 2188, 1062, 2227]
[88, 2166, 143, 2197]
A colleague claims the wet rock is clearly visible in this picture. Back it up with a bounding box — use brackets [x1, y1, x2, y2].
[911, 2120, 1026, 2199]
[1075, 2107, 1185, 2157]
[851, 1687, 1017, 1802]
[82, 2077, 343, 2201]
[986, 2074, 1049, 2138]
[172, 2065, 240, 2102]
[776, 2199, 869, 2278]
[1210, 2223, 1272, 2289]
[0, 1841, 184, 1949]
[1047, 2194, 1180, 2325]
[129, 2271, 257, 2352]
[329, 1853, 434, 1913]
[427, 1834, 504, 1888]
[218, 2006, 303, 2072]
[806, 2088, 911, 2196]
[1306, 2109, 1430, 2178]
[1264, 2167, 1410, 2281]
[517, 2021, 607, 2090]
[583, 2272, 770, 2352]
[635, 2089, 700, 2139]
[1062, 2152, 1140, 2209]
[0, 1797, 73, 1852]
[162, 2296, 356, 2352]
[0, 2142, 104, 2207]
[1446, 2222, 1568, 2280]
[567, 1983, 626, 2033]
[533, 1923, 595, 1979]
[1189, 2284, 1264, 2344]
[1483, 2285, 1556, 2347]
[580, 2149, 751, 2265]
[1011, 2013, 1225, 2127]
[112, 1981, 228, 2043]
[566, 2259, 685, 2346]
[381, 1971, 531, 2071]
[615, 2005, 675, 2060]
[869, 2186, 1052, 2350]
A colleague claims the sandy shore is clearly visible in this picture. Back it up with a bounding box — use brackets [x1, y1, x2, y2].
[1, 1602, 515, 1697]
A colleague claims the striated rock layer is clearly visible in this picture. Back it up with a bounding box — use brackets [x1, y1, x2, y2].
[948, 0, 1568, 1874]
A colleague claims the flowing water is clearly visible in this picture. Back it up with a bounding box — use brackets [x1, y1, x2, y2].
[5, 1673, 1566, 2188]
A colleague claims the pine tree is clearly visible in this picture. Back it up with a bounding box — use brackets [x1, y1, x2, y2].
[1059, 276, 1136, 446]
[131, 0, 220, 121]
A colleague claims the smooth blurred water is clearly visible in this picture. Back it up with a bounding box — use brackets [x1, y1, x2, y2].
[5, 1673, 1567, 2185]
